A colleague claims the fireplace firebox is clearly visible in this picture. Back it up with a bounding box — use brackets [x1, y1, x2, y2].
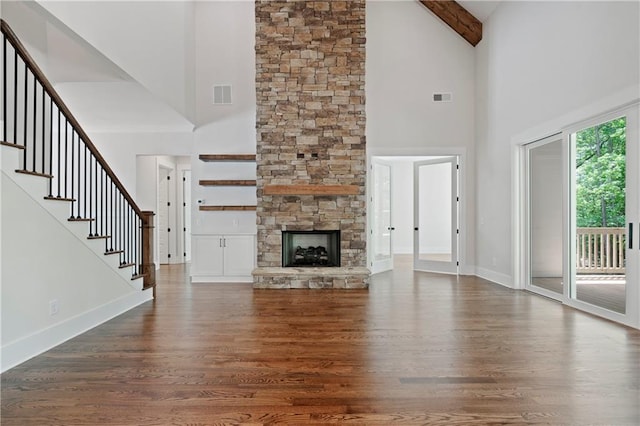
[282, 231, 340, 267]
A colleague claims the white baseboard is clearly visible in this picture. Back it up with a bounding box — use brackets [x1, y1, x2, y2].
[1, 290, 153, 373]
[475, 267, 514, 288]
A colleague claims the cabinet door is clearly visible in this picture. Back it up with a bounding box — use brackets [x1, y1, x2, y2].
[192, 235, 224, 276]
[223, 235, 255, 276]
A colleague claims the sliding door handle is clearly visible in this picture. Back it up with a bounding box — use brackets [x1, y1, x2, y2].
[629, 223, 633, 249]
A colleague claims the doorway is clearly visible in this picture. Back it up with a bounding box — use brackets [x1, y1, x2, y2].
[136, 155, 191, 267]
[369, 155, 461, 275]
[414, 157, 459, 274]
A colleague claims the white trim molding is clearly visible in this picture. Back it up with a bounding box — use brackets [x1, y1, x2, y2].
[475, 267, 514, 289]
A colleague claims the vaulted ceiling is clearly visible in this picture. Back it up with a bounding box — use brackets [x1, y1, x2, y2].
[420, 0, 501, 46]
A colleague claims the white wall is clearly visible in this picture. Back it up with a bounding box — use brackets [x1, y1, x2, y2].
[192, 1, 257, 237]
[90, 132, 193, 201]
[135, 156, 157, 213]
[1, 1, 50, 73]
[366, 1, 476, 272]
[366, 1, 475, 151]
[1, 171, 150, 372]
[194, 1, 256, 128]
[38, 0, 196, 122]
[475, 1, 640, 285]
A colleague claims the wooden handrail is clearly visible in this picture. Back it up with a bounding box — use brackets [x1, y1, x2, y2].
[1, 19, 142, 216]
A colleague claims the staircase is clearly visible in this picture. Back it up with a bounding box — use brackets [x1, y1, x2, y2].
[1, 18, 155, 288]
[1, 19, 155, 372]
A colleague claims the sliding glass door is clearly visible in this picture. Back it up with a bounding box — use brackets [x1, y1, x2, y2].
[569, 108, 638, 319]
[525, 103, 639, 327]
[525, 136, 564, 299]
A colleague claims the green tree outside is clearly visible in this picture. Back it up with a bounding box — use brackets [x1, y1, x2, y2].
[575, 117, 626, 228]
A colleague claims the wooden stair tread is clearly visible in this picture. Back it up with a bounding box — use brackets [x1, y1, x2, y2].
[44, 196, 75, 202]
[119, 262, 135, 269]
[133, 274, 146, 281]
[199, 205, 257, 211]
[68, 217, 95, 222]
[1, 141, 24, 149]
[15, 169, 53, 179]
[104, 250, 124, 255]
[199, 154, 256, 162]
[87, 235, 110, 240]
[199, 179, 256, 186]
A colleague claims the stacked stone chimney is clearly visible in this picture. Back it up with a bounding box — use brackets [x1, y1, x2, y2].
[253, 0, 369, 289]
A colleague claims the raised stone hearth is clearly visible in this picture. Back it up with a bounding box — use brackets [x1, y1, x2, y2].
[253, 0, 369, 289]
[253, 267, 370, 289]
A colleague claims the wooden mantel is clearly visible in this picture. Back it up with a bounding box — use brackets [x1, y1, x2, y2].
[263, 184, 359, 196]
[199, 154, 256, 162]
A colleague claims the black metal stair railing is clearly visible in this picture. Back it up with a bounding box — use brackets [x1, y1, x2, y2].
[2, 19, 154, 287]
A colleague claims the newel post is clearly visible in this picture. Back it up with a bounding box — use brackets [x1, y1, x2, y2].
[141, 211, 156, 296]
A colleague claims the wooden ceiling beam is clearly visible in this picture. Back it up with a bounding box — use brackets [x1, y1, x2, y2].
[419, 0, 482, 46]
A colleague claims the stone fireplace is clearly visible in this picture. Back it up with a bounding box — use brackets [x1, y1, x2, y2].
[252, 0, 370, 289]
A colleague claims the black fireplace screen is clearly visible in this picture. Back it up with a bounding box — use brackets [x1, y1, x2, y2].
[282, 230, 340, 267]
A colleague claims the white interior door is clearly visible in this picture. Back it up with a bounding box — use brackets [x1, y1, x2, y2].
[158, 168, 170, 264]
[183, 170, 192, 263]
[414, 157, 458, 274]
[370, 159, 393, 274]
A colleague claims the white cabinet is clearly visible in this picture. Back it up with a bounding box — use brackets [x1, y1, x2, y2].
[191, 234, 255, 283]
[222, 235, 255, 276]
[192, 235, 225, 276]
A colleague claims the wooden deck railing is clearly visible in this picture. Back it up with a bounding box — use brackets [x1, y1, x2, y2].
[576, 227, 625, 274]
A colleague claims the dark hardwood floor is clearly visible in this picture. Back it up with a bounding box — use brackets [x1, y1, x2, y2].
[2, 264, 639, 425]
[533, 276, 626, 314]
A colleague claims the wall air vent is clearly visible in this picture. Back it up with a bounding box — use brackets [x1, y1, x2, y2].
[433, 92, 452, 102]
[213, 85, 232, 105]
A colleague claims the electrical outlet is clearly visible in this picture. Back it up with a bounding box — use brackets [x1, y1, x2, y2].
[49, 299, 59, 316]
